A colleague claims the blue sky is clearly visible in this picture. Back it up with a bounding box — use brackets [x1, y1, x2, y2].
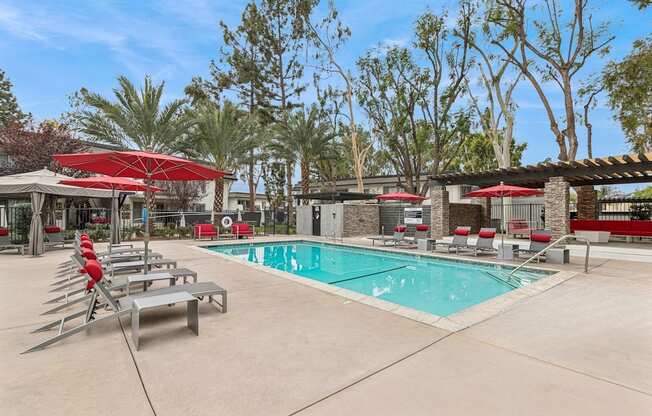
[0, 0, 650, 192]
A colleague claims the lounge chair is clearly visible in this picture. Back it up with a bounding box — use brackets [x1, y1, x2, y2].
[433, 226, 472, 253]
[370, 225, 407, 246]
[0, 227, 25, 255]
[403, 225, 430, 247]
[508, 219, 532, 238]
[514, 229, 552, 261]
[232, 223, 254, 239]
[458, 228, 497, 256]
[44, 258, 199, 315]
[24, 260, 227, 353]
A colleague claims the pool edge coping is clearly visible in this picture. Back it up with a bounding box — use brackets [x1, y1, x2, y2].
[190, 238, 578, 333]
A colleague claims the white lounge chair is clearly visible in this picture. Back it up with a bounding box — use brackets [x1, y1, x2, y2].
[433, 226, 472, 253]
[0, 227, 24, 255]
[370, 225, 407, 246]
[457, 228, 497, 255]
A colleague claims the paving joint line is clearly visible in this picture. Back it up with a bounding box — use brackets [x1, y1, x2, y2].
[287, 332, 455, 415]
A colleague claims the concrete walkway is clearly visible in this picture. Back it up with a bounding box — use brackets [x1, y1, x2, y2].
[1, 238, 650, 415]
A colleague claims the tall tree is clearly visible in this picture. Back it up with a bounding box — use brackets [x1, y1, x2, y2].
[184, 101, 254, 219]
[270, 105, 335, 202]
[0, 70, 30, 128]
[302, 0, 371, 192]
[75, 75, 193, 225]
[414, 6, 474, 178]
[489, 0, 614, 161]
[0, 121, 84, 175]
[213, 2, 271, 211]
[458, 7, 522, 168]
[255, 0, 316, 222]
[603, 36, 652, 153]
[357, 47, 431, 194]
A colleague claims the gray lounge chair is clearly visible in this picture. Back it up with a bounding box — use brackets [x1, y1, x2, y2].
[24, 263, 227, 353]
[514, 229, 552, 261]
[370, 225, 407, 246]
[0, 229, 24, 255]
[458, 228, 497, 255]
[44, 230, 73, 249]
[433, 226, 472, 252]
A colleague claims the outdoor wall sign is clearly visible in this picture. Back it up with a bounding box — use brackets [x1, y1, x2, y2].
[404, 207, 423, 224]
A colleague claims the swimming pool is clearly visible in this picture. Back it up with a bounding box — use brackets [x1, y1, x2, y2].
[208, 241, 550, 317]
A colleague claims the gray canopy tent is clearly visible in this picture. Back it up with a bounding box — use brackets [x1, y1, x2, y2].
[0, 169, 112, 256]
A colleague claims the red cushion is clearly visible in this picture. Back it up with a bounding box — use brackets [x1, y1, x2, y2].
[531, 233, 551, 243]
[86, 280, 96, 291]
[0, 228, 8, 236]
[394, 226, 407, 232]
[80, 240, 93, 249]
[232, 223, 253, 235]
[81, 248, 97, 260]
[80, 235, 90, 241]
[44, 226, 61, 233]
[415, 225, 429, 231]
[195, 224, 217, 235]
[454, 228, 470, 236]
[84, 259, 103, 282]
[478, 230, 496, 238]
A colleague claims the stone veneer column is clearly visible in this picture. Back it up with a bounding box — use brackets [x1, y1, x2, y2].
[430, 181, 449, 239]
[576, 185, 598, 220]
[544, 177, 570, 239]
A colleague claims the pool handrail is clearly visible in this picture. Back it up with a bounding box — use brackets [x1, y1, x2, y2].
[509, 234, 590, 276]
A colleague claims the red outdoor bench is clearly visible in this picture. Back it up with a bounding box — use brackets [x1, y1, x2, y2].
[231, 223, 254, 239]
[194, 223, 218, 240]
[507, 219, 532, 237]
[570, 220, 652, 238]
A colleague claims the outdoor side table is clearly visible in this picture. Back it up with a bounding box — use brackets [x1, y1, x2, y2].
[497, 243, 519, 260]
[546, 247, 570, 264]
[131, 292, 199, 351]
[126, 272, 176, 295]
[417, 238, 434, 251]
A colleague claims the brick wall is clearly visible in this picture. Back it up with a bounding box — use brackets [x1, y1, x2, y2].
[449, 203, 483, 234]
[343, 204, 379, 237]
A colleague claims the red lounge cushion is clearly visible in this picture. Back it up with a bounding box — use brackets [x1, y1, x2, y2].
[0, 228, 8, 236]
[195, 224, 217, 235]
[415, 225, 429, 231]
[531, 233, 551, 243]
[232, 223, 253, 235]
[84, 259, 103, 282]
[454, 228, 470, 236]
[478, 230, 496, 238]
[394, 226, 407, 232]
[80, 240, 93, 249]
[80, 233, 89, 238]
[44, 226, 61, 233]
[86, 280, 96, 291]
[81, 248, 97, 260]
[80, 235, 90, 242]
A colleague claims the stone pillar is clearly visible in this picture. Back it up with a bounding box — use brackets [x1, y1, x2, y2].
[544, 177, 570, 239]
[576, 185, 598, 220]
[430, 181, 449, 239]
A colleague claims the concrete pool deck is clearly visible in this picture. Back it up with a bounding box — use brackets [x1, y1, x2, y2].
[1, 237, 651, 415]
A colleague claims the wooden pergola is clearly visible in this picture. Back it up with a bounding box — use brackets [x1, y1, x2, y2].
[430, 152, 652, 188]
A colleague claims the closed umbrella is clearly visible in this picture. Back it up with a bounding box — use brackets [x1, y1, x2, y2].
[58, 176, 162, 254]
[53, 151, 226, 272]
[465, 182, 543, 254]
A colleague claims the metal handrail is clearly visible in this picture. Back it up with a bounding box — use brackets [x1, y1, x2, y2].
[509, 234, 591, 276]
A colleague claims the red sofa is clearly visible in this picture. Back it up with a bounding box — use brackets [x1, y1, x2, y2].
[570, 220, 652, 237]
[231, 223, 254, 239]
[507, 219, 532, 237]
[194, 223, 218, 240]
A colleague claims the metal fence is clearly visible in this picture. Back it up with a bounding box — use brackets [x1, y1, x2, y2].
[491, 203, 545, 233]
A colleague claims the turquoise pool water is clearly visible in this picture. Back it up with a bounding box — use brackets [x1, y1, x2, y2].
[208, 241, 549, 317]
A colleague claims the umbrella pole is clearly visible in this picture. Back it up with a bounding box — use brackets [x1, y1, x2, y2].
[109, 187, 114, 256]
[501, 195, 505, 248]
[143, 174, 150, 274]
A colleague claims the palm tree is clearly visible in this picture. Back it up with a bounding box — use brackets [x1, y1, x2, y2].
[187, 101, 253, 220]
[77, 75, 193, 226]
[270, 106, 335, 204]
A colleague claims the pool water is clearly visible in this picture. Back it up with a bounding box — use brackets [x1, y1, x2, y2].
[209, 241, 549, 317]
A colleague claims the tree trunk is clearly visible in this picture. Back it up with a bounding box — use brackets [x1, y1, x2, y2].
[212, 176, 224, 225]
[286, 160, 293, 226]
[248, 152, 256, 211]
[300, 158, 310, 205]
[562, 73, 578, 161]
[145, 178, 155, 232]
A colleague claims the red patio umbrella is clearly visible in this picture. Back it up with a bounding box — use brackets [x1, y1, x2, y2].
[53, 151, 226, 272]
[465, 182, 543, 250]
[58, 176, 162, 254]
